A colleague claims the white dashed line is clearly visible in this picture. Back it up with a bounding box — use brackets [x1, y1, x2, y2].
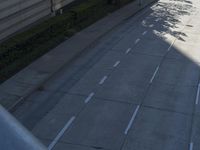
[141, 20, 146, 25]
[135, 38, 140, 44]
[124, 105, 140, 135]
[196, 84, 200, 105]
[150, 66, 159, 83]
[99, 76, 108, 85]
[149, 24, 154, 28]
[126, 48, 131, 54]
[113, 61, 120, 67]
[48, 116, 76, 150]
[189, 142, 193, 150]
[142, 31, 147, 35]
[85, 92, 95, 103]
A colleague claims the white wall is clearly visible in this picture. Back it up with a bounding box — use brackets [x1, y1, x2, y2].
[0, 0, 75, 41]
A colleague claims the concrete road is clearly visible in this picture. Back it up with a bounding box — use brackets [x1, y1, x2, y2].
[13, 0, 200, 149]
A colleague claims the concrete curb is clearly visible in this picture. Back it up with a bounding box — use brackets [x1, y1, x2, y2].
[0, 0, 157, 111]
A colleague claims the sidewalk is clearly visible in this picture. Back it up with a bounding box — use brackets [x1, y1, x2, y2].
[0, 0, 156, 110]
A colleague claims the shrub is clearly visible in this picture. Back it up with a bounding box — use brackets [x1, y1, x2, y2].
[0, 0, 134, 83]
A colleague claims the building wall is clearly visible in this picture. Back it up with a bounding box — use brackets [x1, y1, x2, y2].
[0, 0, 75, 41]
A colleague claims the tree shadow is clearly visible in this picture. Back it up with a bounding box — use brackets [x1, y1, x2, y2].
[141, 0, 194, 41]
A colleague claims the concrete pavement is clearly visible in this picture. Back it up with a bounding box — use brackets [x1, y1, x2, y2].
[12, 0, 200, 149]
[0, 0, 156, 110]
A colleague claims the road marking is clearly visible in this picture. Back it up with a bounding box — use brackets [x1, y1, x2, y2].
[85, 92, 95, 103]
[150, 66, 159, 83]
[126, 48, 131, 54]
[155, 18, 159, 22]
[48, 116, 75, 150]
[124, 105, 140, 135]
[99, 76, 108, 85]
[189, 142, 193, 150]
[113, 61, 120, 67]
[142, 31, 147, 35]
[196, 84, 200, 105]
[142, 20, 146, 25]
[135, 38, 140, 44]
[149, 24, 154, 28]
[167, 38, 176, 51]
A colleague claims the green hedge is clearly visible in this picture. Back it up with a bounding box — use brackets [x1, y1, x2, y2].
[0, 0, 134, 82]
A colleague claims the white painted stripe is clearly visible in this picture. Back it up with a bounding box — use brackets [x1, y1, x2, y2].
[124, 105, 140, 135]
[99, 76, 108, 85]
[196, 84, 200, 105]
[113, 61, 120, 67]
[142, 31, 147, 35]
[150, 66, 159, 83]
[167, 38, 176, 51]
[141, 20, 146, 25]
[135, 38, 140, 44]
[48, 116, 75, 150]
[189, 142, 193, 150]
[149, 24, 154, 28]
[85, 92, 95, 103]
[126, 48, 131, 54]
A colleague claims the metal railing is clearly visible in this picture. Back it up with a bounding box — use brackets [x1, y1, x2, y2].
[0, 105, 47, 150]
